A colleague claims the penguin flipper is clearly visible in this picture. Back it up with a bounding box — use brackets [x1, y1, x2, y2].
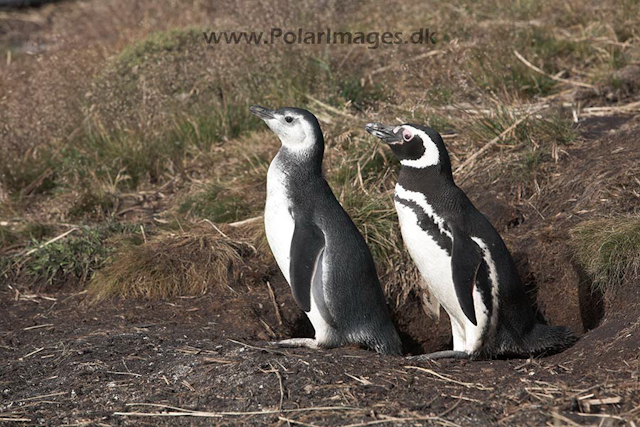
[450, 226, 481, 326]
[309, 248, 338, 328]
[289, 218, 325, 313]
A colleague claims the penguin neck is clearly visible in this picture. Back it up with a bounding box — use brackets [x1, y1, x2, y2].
[276, 144, 324, 178]
[397, 165, 456, 200]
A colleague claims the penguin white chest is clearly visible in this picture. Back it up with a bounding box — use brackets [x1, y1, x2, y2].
[264, 163, 295, 284]
[395, 201, 460, 316]
[394, 193, 494, 353]
[264, 159, 333, 341]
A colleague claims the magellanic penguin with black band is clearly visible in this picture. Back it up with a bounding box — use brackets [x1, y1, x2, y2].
[365, 121, 576, 360]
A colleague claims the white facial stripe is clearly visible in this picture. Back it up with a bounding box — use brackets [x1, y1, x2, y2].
[395, 184, 452, 239]
[399, 127, 440, 169]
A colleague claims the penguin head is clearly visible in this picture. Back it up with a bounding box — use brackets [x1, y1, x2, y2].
[364, 122, 452, 176]
[250, 105, 323, 154]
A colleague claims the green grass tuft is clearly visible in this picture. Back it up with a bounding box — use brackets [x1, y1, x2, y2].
[179, 183, 252, 223]
[112, 27, 202, 73]
[571, 216, 640, 294]
[336, 76, 384, 108]
[327, 136, 407, 289]
[3, 223, 140, 291]
[68, 191, 117, 220]
[468, 25, 595, 98]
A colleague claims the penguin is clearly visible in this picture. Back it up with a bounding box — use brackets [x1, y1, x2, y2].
[364, 122, 576, 360]
[249, 106, 402, 355]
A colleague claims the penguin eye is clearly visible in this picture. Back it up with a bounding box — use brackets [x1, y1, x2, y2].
[285, 116, 293, 123]
[402, 129, 414, 141]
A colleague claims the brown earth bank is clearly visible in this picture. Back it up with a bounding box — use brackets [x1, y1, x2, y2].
[0, 288, 638, 427]
[465, 114, 640, 336]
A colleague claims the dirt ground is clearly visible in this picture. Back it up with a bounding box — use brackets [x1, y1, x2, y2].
[0, 282, 639, 427]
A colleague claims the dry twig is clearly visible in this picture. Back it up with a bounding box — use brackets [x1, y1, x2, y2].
[405, 366, 494, 391]
[228, 216, 263, 227]
[266, 280, 283, 326]
[369, 50, 444, 77]
[115, 402, 360, 418]
[513, 50, 596, 89]
[304, 94, 358, 120]
[278, 416, 320, 427]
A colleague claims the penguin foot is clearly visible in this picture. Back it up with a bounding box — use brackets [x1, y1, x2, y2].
[269, 338, 319, 350]
[407, 350, 470, 361]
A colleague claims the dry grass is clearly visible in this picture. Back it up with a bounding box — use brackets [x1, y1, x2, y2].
[88, 226, 263, 300]
[1, 0, 639, 300]
[571, 216, 640, 295]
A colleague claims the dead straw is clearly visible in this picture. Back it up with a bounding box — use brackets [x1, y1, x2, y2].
[513, 50, 596, 89]
[114, 403, 360, 418]
[405, 366, 494, 391]
[453, 106, 547, 178]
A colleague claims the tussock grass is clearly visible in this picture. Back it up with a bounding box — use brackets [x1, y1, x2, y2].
[92, 27, 339, 134]
[466, 106, 576, 148]
[1, 25, 382, 218]
[571, 216, 640, 294]
[469, 27, 587, 97]
[176, 130, 275, 223]
[329, 137, 397, 259]
[463, 1, 639, 98]
[324, 131, 417, 300]
[88, 228, 261, 300]
[339, 189, 399, 265]
[111, 27, 203, 73]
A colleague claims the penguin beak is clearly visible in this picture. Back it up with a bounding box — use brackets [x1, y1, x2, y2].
[364, 122, 402, 144]
[250, 105, 276, 121]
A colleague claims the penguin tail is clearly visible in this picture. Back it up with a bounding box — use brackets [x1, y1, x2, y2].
[357, 325, 403, 356]
[370, 332, 403, 356]
[524, 323, 578, 356]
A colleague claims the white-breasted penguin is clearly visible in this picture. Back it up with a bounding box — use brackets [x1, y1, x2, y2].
[365, 122, 576, 360]
[250, 106, 401, 355]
